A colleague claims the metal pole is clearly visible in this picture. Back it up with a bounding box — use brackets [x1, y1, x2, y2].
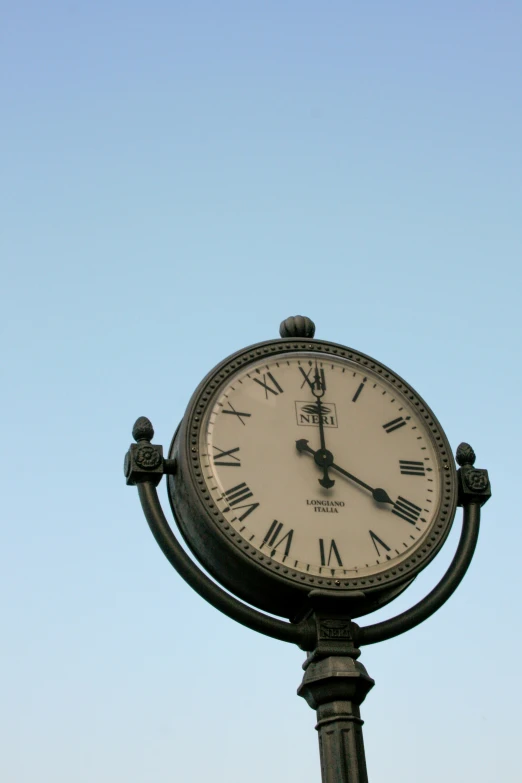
[298, 653, 374, 783]
[297, 601, 375, 783]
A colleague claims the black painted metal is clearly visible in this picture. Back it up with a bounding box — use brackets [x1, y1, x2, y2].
[358, 502, 480, 645]
[128, 439, 489, 783]
[279, 314, 316, 338]
[137, 482, 314, 647]
[166, 337, 458, 616]
[456, 441, 492, 506]
[299, 656, 373, 783]
[129, 454, 484, 649]
[297, 606, 374, 783]
[124, 316, 492, 783]
[357, 503, 480, 645]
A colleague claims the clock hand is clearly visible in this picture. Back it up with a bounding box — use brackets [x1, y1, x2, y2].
[295, 439, 393, 504]
[318, 459, 334, 490]
[310, 364, 334, 489]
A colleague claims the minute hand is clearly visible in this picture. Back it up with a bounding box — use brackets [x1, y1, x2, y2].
[295, 440, 393, 504]
[311, 366, 334, 489]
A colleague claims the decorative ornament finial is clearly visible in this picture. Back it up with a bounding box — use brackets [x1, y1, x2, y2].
[279, 315, 316, 339]
[456, 442, 476, 467]
[133, 416, 154, 442]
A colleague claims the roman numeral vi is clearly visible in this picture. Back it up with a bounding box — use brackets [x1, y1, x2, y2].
[319, 538, 343, 567]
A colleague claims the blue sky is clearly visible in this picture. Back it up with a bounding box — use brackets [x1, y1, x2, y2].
[2, 2, 521, 781]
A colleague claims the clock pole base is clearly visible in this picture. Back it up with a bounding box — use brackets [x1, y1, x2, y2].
[297, 603, 374, 783]
[298, 654, 374, 783]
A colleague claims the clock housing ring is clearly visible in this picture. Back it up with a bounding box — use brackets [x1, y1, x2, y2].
[167, 338, 458, 619]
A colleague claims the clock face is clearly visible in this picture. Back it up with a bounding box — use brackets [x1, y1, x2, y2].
[192, 350, 455, 582]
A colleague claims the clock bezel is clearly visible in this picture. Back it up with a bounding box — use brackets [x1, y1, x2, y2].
[167, 337, 458, 619]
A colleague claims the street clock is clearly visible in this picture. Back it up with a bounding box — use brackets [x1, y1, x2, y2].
[166, 316, 457, 618]
[125, 314, 491, 783]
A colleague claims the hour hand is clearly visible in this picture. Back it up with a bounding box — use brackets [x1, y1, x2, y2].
[319, 469, 335, 489]
[296, 440, 335, 488]
[296, 439, 313, 455]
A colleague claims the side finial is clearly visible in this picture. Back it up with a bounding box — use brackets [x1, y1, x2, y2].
[279, 315, 316, 339]
[133, 416, 154, 442]
[456, 442, 476, 467]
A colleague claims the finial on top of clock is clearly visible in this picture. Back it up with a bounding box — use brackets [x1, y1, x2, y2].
[279, 315, 316, 339]
[132, 416, 154, 442]
[456, 442, 476, 466]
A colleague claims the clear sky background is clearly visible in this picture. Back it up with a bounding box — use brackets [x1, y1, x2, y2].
[2, 2, 521, 781]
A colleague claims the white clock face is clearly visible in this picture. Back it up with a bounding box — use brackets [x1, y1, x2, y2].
[199, 352, 450, 580]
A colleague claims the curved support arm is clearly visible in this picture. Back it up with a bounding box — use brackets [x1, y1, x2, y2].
[137, 482, 313, 647]
[357, 503, 481, 646]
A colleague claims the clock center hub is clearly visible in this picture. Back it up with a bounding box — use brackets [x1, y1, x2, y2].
[314, 448, 334, 468]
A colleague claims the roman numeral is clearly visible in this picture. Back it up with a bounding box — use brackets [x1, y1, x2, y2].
[392, 496, 422, 524]
[399, 460, 426, 476]
[383, 416, 409, 433]
[352, 377, 367, 403]
[222, 402, 251, 425]
[253, 371, 284, 398]
[222, 483, 260, 521]
[213, 445, 241, 467]
[319, 538, 343, 567]
[299, 365, 326, 393]
[298, 365, 314, 390]
[369, 530, 391, 558]
[262, 520, 294, 558]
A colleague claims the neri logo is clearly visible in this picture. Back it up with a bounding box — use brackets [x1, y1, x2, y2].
[295, 401, 338, 428]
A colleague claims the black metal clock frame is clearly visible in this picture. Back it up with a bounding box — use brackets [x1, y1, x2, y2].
[123, 316, 491, 783]
[167, 335, 458, 619]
